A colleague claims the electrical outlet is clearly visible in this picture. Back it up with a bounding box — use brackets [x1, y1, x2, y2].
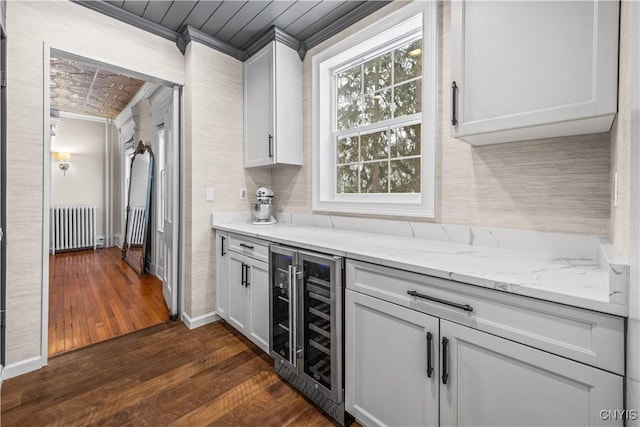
[206, 187, 215, 201]
[240, 188, 247, 200]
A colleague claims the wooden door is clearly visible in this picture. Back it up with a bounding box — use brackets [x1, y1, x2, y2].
[345, 290, 439, 427]
[439, 320, 623, 426]
[160, 86, 180, 316]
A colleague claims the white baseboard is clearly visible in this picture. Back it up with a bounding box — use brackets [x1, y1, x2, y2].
[182, 311, 219, 329]
[3, 355, 44, 379]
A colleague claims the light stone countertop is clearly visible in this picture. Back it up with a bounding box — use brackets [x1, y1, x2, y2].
[212, 213, 629, 317]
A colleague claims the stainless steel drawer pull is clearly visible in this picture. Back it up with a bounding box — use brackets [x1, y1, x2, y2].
[407, 290, 473, 312]
[239, 243, 254, 250]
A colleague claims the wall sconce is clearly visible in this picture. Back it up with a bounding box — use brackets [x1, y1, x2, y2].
[53, 152, 71, 176]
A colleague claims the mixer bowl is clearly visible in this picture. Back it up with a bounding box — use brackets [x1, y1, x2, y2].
[250, 202, 273, 221]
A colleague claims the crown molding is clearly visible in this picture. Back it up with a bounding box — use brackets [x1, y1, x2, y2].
[71, 0, 178, 42]
[178, 25, 247, 61]
[114, 81, 158, 128]
[58, 111, 109, 123]
[244, 26, 302, 59]
[72, 0, 393, 62]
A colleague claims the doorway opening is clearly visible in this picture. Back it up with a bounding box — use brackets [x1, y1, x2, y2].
[44, 49, 182, 358]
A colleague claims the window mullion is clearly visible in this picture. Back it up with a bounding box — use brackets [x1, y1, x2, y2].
[335, 113, 421, 138]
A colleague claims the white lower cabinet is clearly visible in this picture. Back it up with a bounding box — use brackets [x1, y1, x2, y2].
[346, 289, 624, 427]
[248, 259, 269, 352]
[222, 235, 270, 353]
[215, 231, 228, 319]
[440, 320, 623, 427]
[346, 290, 439, 427]
[227, 251, 250, 332]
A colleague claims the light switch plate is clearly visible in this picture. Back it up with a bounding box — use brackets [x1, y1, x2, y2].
[240, 188, 247, 199]
[206, 187, 215, 201]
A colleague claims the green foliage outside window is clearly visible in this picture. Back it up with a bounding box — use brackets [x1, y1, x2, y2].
[335, 38, 423, 194]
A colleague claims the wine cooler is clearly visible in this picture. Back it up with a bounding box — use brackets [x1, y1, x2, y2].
[269, 245, 345, 425]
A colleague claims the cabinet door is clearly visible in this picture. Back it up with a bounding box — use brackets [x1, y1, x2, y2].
[450, 0, 619, 144]
[244, 42, 274, 168]
[248, 259, 270, 353]
[227, 252, 250, 334]
[440, 320, 623, 427]
[346, 290, 439, 427]
[215, 232, 228, 319]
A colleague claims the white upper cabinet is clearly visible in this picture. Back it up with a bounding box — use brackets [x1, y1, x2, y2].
[244, 41, 303, 168]
[450, 0, 619, 145]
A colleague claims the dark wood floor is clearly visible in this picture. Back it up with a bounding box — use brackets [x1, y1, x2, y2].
[49, 247, 170, 356]
[2, 321, 340, 427]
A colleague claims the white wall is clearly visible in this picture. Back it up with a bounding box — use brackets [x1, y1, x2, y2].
[5, 0, 184, 371]
[51, 116, 106, 237]
[183, 42, 270, 321]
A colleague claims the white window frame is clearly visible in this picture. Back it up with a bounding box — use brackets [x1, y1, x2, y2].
[313, 1, 437, 217]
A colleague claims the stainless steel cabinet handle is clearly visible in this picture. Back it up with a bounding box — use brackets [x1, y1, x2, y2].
[245, 264, 251, 287]
[451, 81, 458, 126]
[407, 290, 473, 312]
[291, 265, 298, 363]
[442, 337, 449, 385]
[288, 265, 295, 363]
[220, 236, 226, 256]
[268, 134, 273, 158]
[239, 243, 254, 250]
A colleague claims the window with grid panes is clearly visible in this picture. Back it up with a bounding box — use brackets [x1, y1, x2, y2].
[313, 4, 436, 217]
[335, 38, 423, 194]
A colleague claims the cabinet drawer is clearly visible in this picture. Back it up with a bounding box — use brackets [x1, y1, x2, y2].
[346, 260, 624, 375]
[228, 234, 269, 263]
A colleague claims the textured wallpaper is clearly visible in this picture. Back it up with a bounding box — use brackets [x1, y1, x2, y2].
[271, 1, 613, 236]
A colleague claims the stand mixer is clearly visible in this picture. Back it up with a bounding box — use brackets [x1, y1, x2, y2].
[250, 187, 277, 225]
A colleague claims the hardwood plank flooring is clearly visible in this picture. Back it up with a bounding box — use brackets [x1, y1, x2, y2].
[48, 247, 170, 357]
[2, 321, 341, 427]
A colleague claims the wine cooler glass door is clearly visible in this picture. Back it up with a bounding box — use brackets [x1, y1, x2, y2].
[270, 247, 297, 367]
[299, 252, 343, 403]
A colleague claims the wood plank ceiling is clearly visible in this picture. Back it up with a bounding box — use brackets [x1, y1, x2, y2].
[89, 0, 390, 53]
[57, 0, 390, 118]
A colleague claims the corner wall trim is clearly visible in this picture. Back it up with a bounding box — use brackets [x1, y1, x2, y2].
[71, 0, 179, 43]
[181, 311, 220, 330]
[3, 355, 43, 379]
